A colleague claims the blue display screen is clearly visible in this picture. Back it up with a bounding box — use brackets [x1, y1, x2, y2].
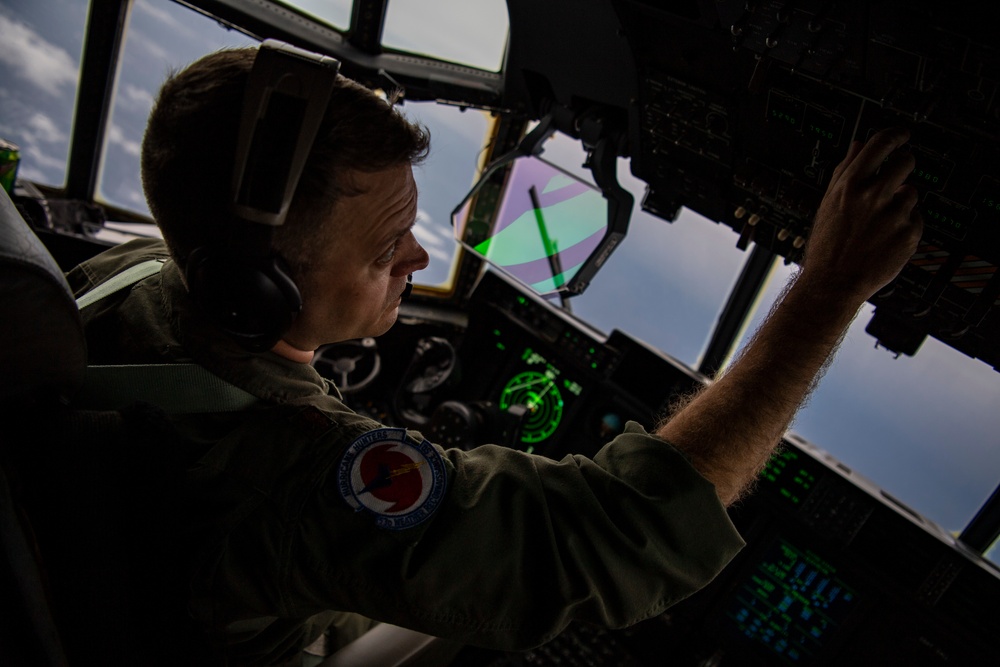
[721, 538, 859, 664]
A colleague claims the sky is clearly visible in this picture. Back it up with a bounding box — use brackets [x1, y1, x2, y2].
[1, 0, 999, 556]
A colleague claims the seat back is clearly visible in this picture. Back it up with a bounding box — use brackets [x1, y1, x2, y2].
[0, 189, 157, 666]
[0, 186, 79, 665]
[0, 188, 86, 407]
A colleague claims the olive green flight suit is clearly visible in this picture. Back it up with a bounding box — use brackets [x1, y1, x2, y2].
[66, 238, 743, 665]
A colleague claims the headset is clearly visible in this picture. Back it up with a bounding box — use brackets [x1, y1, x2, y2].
[185, 40, 340, 352]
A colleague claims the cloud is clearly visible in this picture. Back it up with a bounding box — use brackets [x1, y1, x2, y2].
[383, 0, 507, 71]
[26, 111, 67, 143]
[106, 123, 142, 157]
[137, 33, 170, 62]
[0, 13, 78, 96]
[22, 142, 66, 172]
[16, 164, 49, 183]
[120, 83, 155, 112]
[0, 85, 70, 185]
[604, 169, 749, 304]
[134, 0, 197, 41]
[104, 183, 148, 211]
[414, 209, 456, 264]
[17, 112, 69, 171]
[531, 132, 748, 304]
[125, 189, 147, 207]
[414, 209, 444, 245]
[406, 103, 491, 150]
[424, 245, 453, 265]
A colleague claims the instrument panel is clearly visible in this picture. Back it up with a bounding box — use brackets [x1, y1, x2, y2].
[617, 1, 1000, 368]
[500, 1, 1000, 370]
[317, 268, 704, 459]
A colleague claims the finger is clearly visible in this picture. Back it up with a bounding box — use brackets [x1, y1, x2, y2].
[891, 183, 920, 216]
[885, 184, 922, 236]
[910, 206, 925, 242]
[877, 147, 917, 193]
[844, 127, 911, 181]
[905, 189, 924, 232]
[829, 140, 864, 188]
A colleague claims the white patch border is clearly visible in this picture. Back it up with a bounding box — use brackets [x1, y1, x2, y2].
[337, 427, 447, 530]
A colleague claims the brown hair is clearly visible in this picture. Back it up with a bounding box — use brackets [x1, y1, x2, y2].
[140, 47, 429, 276]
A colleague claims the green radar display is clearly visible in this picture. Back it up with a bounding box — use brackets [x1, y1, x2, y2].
[499, 370, 564, 444]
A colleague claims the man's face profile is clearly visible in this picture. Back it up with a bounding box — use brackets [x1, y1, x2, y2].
[283, 163, 430, 350]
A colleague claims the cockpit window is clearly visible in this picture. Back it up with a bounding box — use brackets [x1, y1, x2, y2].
[515, 131, 750, 366]
[0, 0, 87, 188]
[97, 0, 256, 214]
[275, 0, 352, 31]
[399, 100, 492, 289]
[6, 0, 479, 292]
[382, 0, 508, 72]
[734, 261, 1000, 542]
[526, 131, 1000, 560]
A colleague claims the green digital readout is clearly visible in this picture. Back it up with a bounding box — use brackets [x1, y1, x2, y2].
[907, 149, 953, 192]
[767, 91, 805, 129]
[804, 106, 844, 145]
[771, 109, 799, 126]
[808, 125, 835, 140]
[761, 449, 818, 506]
[979, 195, 1000, 213]
[922, 192, 976, 240]
[972, 177, 1000, 217]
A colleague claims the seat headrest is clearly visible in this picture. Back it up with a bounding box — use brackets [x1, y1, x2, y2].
[0, 188, 86, 405]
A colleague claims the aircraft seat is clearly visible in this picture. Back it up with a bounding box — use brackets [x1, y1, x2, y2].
[0, 184, 78, 665]
[0, 187, 86, 407]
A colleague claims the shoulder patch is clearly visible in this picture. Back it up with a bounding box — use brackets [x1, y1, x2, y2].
[337, 428, 447, 530]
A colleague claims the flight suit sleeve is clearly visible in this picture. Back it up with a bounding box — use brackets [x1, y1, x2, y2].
[64, 238, 178, 363]
[284, 420, 744, 651]
[64, 237, 169, 297]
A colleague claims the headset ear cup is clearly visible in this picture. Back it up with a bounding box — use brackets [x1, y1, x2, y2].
[186, 247, 302, 351]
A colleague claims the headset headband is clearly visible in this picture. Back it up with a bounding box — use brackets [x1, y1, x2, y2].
[232, 39, 341, 230]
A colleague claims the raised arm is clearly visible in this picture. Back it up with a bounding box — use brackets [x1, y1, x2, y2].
[657, 127, 924, 505]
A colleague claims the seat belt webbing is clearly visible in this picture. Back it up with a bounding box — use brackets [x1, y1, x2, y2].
[75, 258, 165, 310]
[78, 363, 259, 413]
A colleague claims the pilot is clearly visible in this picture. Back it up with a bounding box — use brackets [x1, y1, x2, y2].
[66, 45, 922, 666]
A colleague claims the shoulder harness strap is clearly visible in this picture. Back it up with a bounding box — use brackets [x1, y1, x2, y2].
[76, 259, 259, 413]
